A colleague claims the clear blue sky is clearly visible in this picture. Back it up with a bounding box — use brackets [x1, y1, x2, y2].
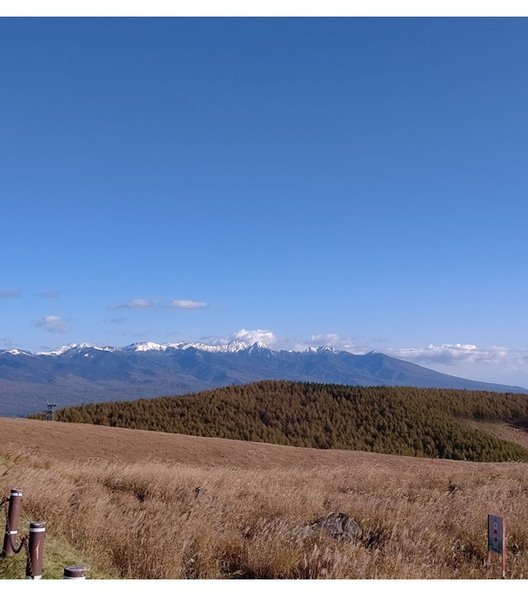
[1, 18, 527, 385]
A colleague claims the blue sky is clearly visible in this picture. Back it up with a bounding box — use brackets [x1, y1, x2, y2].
[1, 18, 528, 385]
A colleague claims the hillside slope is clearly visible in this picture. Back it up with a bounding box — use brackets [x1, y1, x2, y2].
[0, 416, 397, 469]
[2, 417, 528, 579]
[53, 381, 528, 462]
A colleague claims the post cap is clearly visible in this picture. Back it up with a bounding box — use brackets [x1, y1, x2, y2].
[64, 565, 87, 578]
[29, 521, 47, 532]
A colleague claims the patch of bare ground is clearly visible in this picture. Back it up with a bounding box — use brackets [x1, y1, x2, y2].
[1, 417, 528, 579]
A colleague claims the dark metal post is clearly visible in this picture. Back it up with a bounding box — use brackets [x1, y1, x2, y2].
[26, 521, 46, 579]
[1, 488, 23, 557]
[63, 565, 87, 579]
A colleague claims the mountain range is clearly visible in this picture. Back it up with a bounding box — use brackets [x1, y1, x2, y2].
[0, 340, 526, 417]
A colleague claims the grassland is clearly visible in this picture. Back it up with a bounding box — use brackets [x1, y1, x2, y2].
[2, 417, 528, 579]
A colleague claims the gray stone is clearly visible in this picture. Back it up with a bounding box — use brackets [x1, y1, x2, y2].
[295, 512, 363, 543]
[193, 486, 208, 497]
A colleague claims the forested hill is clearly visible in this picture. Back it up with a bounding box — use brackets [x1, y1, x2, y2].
[52, 381, 528, 462]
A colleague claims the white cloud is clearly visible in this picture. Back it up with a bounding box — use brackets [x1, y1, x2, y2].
[170, 299, 208, 310]
[199, 328, 278, 347]
[0, 289, 20, 298]
[111, 298, 158, 310]
[34, 315, 70, 334]
[233, 328, 277, 346]
[290, 333, 368, 353]
[311, 333, 363, 351]
[386, 343, 520, 366]
[384, 343, 528, 387]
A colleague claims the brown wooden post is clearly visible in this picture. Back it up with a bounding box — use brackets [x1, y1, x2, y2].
[1, 488, 23, 557]
[26, 521, 46, 579]
[63, 565, 87, 579]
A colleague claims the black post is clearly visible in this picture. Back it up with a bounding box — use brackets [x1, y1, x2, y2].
[1, 488, 23, 557]
[26, 521, 46, 579]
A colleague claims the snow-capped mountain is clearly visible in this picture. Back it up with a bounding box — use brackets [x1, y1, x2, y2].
[122, 339, 256, 353]
[37, 342, 116, 356]
[34, 339, 258, 355]
[0, 340, 526, 417]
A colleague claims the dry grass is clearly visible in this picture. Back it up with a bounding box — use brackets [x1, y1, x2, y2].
[1, 418, 528, 579]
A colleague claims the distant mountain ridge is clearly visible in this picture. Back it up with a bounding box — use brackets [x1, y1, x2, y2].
[0, 340, 526, 416]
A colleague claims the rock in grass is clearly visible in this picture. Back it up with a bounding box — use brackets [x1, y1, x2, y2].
[295, 512, 363, 542]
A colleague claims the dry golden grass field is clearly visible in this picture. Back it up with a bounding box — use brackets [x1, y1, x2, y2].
[1, 417, 528, 579]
